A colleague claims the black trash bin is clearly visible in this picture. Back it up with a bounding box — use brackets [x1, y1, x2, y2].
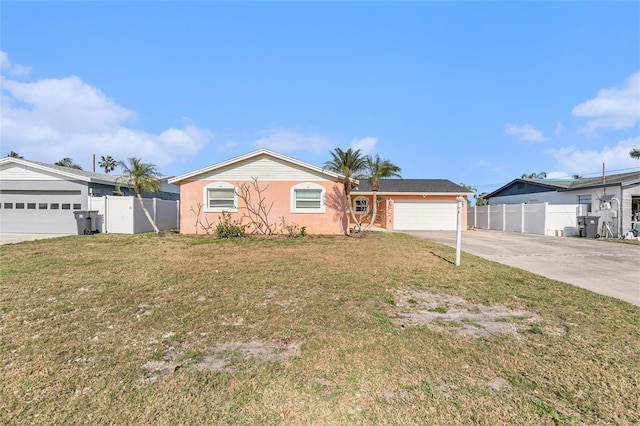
[577, 216, 600, 238]
[577, 216, 586, 237]
[73, 210, 98, 235]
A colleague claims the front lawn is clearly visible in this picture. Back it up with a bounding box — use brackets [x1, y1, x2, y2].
[1, 232, 638, 424]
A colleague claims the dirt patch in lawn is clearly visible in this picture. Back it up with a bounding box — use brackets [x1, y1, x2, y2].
[392, 290, 542, 338]
[142, 340, 301, 382]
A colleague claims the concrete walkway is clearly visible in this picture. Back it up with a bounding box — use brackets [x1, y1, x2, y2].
[405, 229, 640, 307]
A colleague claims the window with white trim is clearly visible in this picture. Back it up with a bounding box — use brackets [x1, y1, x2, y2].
[354, 196, 369, 214]
[291, 183, 325, 213]
[204, 182, 238, 212]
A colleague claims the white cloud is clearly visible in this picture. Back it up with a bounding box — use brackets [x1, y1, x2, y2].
[554, 122, 565, 136]
[572, 72, 640, 133]
[217, 140, 238, 152]
[545, 136, 640, 174]
[252, 128, 331, 153]
[0, 51, 31, 76]
[349, 136, 378, 155]
[1, 62, 213, 169]
[2, 76, 135, 133]
[504, 123, 545, 142]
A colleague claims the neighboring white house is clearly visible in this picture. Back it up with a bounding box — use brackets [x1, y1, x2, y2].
[0, 157, 180, 234]
[485, 171, 640, 236]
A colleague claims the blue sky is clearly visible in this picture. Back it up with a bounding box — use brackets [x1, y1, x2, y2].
[1, 1, 639, 193]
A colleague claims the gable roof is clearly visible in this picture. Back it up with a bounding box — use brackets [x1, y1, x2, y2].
[0, 157, 120, 185]
[486, 171, 640, 199]
[168, 149, 355, 184]
[0, 157, 178, 191]
[352, 179, 472, 195]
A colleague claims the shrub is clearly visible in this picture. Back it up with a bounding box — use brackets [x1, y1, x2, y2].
[280, 217, 307, 238]
[216, 212, 247, 239]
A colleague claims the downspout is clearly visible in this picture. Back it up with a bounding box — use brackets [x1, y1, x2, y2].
[611, 197, 621, 238]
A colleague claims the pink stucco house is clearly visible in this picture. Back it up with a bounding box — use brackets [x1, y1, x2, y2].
[168, 149, 354, 235]
[169, 149, 472, 235]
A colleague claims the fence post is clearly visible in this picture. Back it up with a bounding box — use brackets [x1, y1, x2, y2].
[544, 202, 549, 236]
[176, 200, 180, 231]
[473, 205, 477, 228]
[520, 203, 525, 233]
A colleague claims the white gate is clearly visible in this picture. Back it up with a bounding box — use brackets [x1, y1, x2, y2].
[88, 196, 179, 234]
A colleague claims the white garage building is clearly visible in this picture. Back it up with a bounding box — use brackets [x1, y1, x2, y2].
[0, 157, 179, 234]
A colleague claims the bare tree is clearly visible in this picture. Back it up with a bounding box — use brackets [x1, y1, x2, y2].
[237, 178, 276, 235]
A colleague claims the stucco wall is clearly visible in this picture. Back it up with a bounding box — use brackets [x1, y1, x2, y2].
[179, 179, 349, 235]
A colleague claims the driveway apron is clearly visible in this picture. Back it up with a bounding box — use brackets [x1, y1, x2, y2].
[405, 229, 640, 307]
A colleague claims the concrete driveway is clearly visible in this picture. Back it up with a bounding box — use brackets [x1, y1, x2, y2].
[405, 229, 640, 307]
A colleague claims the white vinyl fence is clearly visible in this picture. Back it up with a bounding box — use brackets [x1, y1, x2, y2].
[467, 203, 580, 236]
[88, 196, 179, 234]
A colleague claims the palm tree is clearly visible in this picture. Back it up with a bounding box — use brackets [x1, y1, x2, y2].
[55, 158, 83, 170]
[364, 154, 401, 231]
[460, 183, 481, 206]
[521, 171, 547, 179]
[98, 155, 117, 174]
[459, 183, 477, 193]
[475, 192, 488, 206]
[6, 151, 23, 158]
[324, 148, 368, 232]
[116, 157, 163, 234]
[631, 149, 640, 159]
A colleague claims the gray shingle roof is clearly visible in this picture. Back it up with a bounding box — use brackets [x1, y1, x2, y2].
[28, 159, 123, 183]
[352, 179, 470, 193]
[519, 171, 640, 191]
[562, 171, 640, 190]
[9, 158, 175, 187]
[518, 178, 573, 189]
[486, 170, 640, 198]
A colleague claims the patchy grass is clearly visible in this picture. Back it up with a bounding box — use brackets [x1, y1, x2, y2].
[1, 232, 638, 425]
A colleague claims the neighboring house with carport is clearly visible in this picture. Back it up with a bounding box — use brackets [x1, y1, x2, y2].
[168, 149, 355, 235]
[485, 171, 640, 235]
[350, 179, 472, 231]
[0, 157, 180, 234]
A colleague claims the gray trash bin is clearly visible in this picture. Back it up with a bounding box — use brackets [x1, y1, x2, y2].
[73, 210, 98, 235]
[577, 216, 600, 238]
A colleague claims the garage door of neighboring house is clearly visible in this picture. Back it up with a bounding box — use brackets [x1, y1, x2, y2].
[0, 191, 84, 234]
[393, 201, 457, 230]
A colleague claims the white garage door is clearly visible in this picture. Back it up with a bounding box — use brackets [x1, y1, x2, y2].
[393, 201, 457, 230]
